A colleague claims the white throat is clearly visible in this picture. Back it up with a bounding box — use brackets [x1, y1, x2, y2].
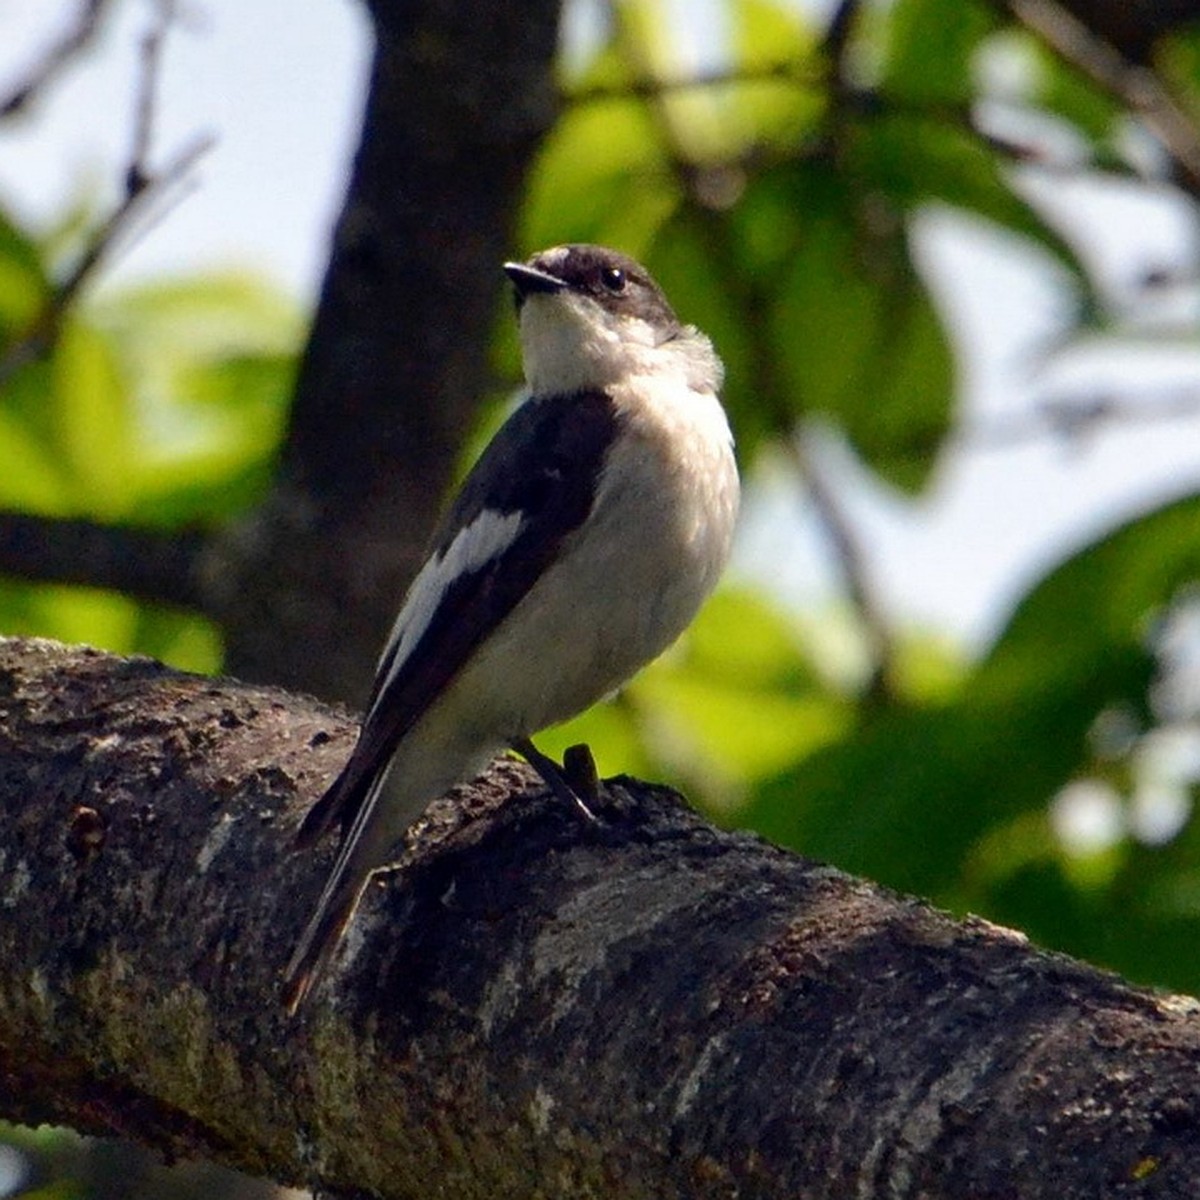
[518, 291, 722, 399]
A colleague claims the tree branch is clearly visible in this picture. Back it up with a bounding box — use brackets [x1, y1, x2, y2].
[0, 1, 213, 389]
[788, 430, 897, 704]
[1000, 0, 1200, 197]
[2, 635, 1200, 1198]
[0, 512, 210, 612]
[0, 0, 115, 120]
[1022, 0, 1200, 64]
[960, 382, 1200, 449]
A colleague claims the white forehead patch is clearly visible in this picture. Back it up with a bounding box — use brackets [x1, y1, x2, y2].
[536, 245, 570, 271]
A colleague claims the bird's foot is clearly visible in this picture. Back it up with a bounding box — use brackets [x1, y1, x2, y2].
[510, 736, 599, 824]
[562, 743, 600, 805]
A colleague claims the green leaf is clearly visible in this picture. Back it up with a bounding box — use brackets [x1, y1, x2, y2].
[1017, 34, 1124, 146]
[92, 273, 300, 358]
[126, 352, 295, 524]
[52, 320, 136, 515]
[85, 274, 299, 521]
[0, 205, 50, 334]
[521, 96, 679, 256]
[130, 606, 223, 675]
[0, 409, 70, 510]
[727, 0, 827, 153]
[762, 160, 954, 490]
[882, 0, 997, 102]
[0, 580, 139, 652]
[851, 113, 1091, 289]
[639, 667, 850, 809]
[0, 577, 221, 673]
[743, 492, 1200, 897]
[977, 492, 1200, 696]
[734, 0, 819, 73]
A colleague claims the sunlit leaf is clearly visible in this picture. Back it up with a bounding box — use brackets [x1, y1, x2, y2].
[126, 353, 295, 524]
[725, 0, 825, 152]
[0, 404, 70, 511]
[743, 491, 1200, 941]
[639, 667, 850, 806]
[130, 605, 223, 675]
[882, 0, 997, 102]
[0, 206, 49, 333]
[735, 0, 818, 73]
[761, 160, 954, 490]
[850, 113, 1091, 288]
[0, 580, 139, 652]
[1024, 36, 1125, 146]
[52, 321, 135, 515]
[521, 96, 679, 256]
[93, 273, 300, 358]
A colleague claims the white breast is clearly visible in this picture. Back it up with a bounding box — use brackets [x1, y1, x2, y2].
[441, 369, 739, 740]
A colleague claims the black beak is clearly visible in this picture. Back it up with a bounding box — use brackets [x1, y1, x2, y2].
[503, 261, 566, 298]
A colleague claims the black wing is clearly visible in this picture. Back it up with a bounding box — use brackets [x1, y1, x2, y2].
[295, 389, 620, 846]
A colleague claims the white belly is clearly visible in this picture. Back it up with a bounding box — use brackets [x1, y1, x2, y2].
[437, 378, 739, 740]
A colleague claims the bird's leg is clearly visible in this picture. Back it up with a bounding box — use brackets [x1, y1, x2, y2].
[562, 743, 600, 805]
[511, 736, 598, 823]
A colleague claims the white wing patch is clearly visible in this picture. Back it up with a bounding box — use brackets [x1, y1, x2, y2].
[375, 507, 527, 695]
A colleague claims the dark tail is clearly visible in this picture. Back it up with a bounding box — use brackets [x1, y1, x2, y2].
[281, 869, 367, 1016]
[283, 758, 389, 1014]
[293, 756, 364, 850]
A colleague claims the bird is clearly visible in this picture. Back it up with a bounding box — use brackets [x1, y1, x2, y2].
[281, 243, 740, 1014]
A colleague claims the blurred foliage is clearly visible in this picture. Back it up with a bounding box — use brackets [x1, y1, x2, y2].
[0, 200, 299, 672]
[3, 0, 1200, 1079]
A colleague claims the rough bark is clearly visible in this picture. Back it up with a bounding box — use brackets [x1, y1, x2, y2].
[2, 635, 1200, 1200]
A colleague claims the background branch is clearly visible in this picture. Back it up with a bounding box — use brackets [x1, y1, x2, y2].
[960, 382, 1200, 449]
[0, 1, 213, 388]
[789, 430, 897, 703]
[0, 0, 115, 120]
[0, 513, 209, 612]
[1000, 0, 1200, 195]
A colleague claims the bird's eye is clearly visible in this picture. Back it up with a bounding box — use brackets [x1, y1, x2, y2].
[601, 266, 626, 292]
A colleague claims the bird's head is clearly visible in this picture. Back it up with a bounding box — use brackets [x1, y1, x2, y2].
[504, 244, 718, 397]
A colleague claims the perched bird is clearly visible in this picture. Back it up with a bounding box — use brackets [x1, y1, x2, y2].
[282, 244, 739, 1014]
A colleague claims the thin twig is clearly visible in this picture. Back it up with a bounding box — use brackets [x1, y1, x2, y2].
[569, 59, 824, 106]
[0, 1, 214, 388]
[1007, 0, 1200, 198]
[0, 133, 214, 388]
[788, 431, 897, 704]
[0, 0, 114, 120]
[822, 0, 863, 78]
[815, 0, 899, 702]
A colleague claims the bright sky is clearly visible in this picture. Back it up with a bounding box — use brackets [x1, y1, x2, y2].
[2, 0, 1200, 652]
